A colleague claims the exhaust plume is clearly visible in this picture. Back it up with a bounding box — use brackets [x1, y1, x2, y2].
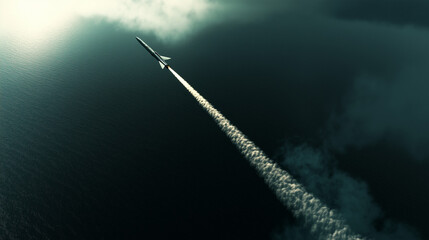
[168, 67, 362, 239]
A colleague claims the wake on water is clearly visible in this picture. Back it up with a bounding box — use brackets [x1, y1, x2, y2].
[168, 67, 362, 240]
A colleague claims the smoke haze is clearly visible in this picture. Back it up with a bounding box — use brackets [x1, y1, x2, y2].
[274, 145, 421, 239]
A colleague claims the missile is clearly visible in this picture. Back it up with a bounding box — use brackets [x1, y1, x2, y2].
[136, 37, 171, 69]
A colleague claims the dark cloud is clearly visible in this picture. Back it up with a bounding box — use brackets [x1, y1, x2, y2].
[180, 11, 429, 156]
[323, 0, 429, 28]
[175, 5, 429, 238]
[173, 11, 429, 238]
[286, 0, 429, 28]
[327, 64, 429, 160]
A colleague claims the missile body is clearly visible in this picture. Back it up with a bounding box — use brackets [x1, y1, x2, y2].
[136, 37, 171, 69]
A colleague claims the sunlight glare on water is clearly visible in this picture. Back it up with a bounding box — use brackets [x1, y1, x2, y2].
[0, 0, 80, 62]
[0, 0, 75, 38]
[0, 0, 73, 51]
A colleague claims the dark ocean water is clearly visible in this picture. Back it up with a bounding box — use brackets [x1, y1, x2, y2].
[2, 17, 428, 239]
[0, 21, 288, 239]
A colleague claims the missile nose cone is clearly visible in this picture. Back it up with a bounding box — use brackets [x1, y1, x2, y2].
[136, 37, 144, 44]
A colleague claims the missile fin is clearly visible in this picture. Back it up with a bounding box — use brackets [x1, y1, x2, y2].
[161, 56, 171, 61]
[159, 61, 165, 69]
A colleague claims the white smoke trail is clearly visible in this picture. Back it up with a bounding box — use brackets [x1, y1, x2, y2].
[168, 67, 363, 240]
